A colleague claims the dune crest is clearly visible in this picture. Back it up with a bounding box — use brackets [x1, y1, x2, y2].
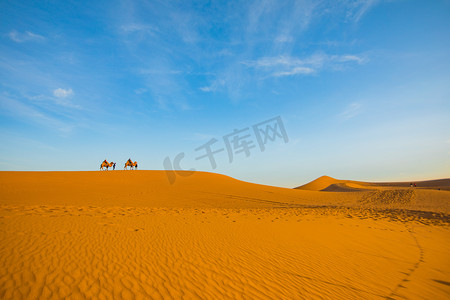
[295, 175, 373, 192]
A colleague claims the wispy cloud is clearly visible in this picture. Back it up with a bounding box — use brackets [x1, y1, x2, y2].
[140, 69, 183, 75]
[274, 35, 294, 44]
[8, 30, 45, 43]
[134, 88, 147, 94]
[199, 86, 213, 92]
[141, 68, 192, 111]
[200, 79, 226, 93]
[244, 56, 304, 68]
[169, 11, 202, 44]
[0, 53, 85, 112]
[120, 23, 158, 35]
[345, 0, 382, 22]
[110, 1, 377, 105]
[339, 102, 363, 120]
[244, 53, 366, 77]
[0, 132, 59, 152]
[29, 93, 81, 110]
[333, 54, 366, 64]
[53, 88, 73, 98]
[272, 67, 315, 77]
[0, 94, 74, 133]
[246, 0, 277, 34]
[49, 88, 81, 109]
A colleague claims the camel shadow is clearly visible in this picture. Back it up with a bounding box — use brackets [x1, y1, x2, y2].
[433, 279, 450, 286]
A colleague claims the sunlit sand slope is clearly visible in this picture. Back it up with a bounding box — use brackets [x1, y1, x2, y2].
[0, 171, 449, 299]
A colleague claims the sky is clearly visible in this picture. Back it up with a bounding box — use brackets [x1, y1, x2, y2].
[0, 0, 449, 187]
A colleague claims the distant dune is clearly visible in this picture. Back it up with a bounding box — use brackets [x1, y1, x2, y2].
[374, 178, 450, 190]
[296, 175, 450, 192]
[294, 175, 373, 192]
[0, 171, 449, 299]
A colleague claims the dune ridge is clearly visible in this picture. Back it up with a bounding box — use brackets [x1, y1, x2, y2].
[0, 171, 449, 299]
[296, 175, 450, 192]
[294, 175, 374, 192]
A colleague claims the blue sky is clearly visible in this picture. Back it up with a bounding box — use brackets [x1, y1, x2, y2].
[1, 0, 449, 187]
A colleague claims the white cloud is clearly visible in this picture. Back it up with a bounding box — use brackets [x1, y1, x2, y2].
[244, 53, 366, 77]
[200, 86, 213, 92]
[53, 88, 74, 98]
[272, 67, 315, 77]
[333, 54, 366, 64]
[199, 79, 226, 93]
[8, 30, 45, 43]
[245, 56, 303, 68]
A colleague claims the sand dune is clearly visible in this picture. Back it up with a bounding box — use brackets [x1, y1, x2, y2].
[294, 175, 377, 192]
[294, 175, 344, 191]
[296, 175, 450, 191]
[0, 171, 449, 299]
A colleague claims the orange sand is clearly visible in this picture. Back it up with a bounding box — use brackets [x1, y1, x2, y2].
[0, 171, 449, 299]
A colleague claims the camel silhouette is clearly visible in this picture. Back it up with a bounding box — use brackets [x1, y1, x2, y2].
[124, 159, 138, 170]
[100, 160, 115, 171]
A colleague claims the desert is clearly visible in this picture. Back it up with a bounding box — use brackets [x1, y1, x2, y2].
[0, 171, 449, 299]
[2, 1, 450, 299]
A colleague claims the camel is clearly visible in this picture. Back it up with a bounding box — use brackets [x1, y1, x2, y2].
[100, 160, 116, 171]
[124, 159, 138, 170]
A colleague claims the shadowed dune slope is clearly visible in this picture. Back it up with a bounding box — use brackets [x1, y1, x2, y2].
[321, 183, 371, 192]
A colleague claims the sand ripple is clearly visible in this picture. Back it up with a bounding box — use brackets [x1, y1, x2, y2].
[1, 206, 449, 299]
